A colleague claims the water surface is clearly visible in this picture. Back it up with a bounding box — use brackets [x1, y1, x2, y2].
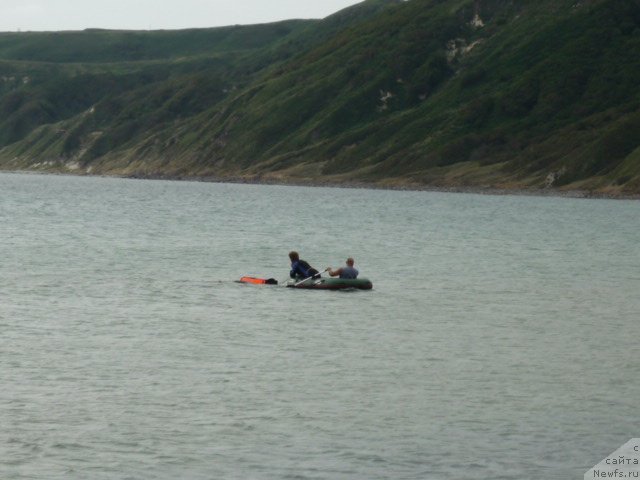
[1, 172, 639, 479]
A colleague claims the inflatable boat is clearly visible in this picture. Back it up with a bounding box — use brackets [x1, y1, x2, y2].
[286, 277, 373, 290]
[238, 276, 373, 290]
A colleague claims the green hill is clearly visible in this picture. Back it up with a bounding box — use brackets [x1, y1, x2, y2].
[1, 0, 639, 196]
[0, 22, 311, 62]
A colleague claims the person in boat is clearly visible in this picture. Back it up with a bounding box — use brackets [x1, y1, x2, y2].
[289, 251, 320, 280]
[327, 257, 359, 279]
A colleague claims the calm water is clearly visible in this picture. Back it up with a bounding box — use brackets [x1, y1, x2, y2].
[1, 172, 639, 479]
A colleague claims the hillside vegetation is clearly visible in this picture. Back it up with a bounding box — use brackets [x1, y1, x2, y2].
[1, 0, 639, 195]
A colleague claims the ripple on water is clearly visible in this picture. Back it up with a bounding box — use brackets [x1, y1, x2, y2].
[1, 173, 639, 479]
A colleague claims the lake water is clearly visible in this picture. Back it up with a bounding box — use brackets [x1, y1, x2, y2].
[1, 172, 639, 479]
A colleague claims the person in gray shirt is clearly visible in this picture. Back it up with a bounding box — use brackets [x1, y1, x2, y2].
[327, 257, 359, 279]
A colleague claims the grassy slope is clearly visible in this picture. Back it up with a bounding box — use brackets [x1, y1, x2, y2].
[0, 0, 639, 194]
[126, 0, 640, 193]
[0, 22, 310, 62]
[0, 19, 316, 155]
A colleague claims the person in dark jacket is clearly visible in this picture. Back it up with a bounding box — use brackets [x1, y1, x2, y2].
[289, 251, 320, 279]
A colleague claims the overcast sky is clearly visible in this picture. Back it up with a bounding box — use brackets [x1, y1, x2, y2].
[0, 0, 364, 32]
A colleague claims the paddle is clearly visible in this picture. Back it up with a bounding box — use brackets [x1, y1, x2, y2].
[238, 276, 278, 285]
[294, 268, 329, 287]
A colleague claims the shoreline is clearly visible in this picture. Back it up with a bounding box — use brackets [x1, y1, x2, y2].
[3, 169, 640, 200]
[120, 172, 640, 201]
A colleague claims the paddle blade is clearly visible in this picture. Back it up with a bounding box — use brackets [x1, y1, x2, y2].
[239, 276, 278, 285]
